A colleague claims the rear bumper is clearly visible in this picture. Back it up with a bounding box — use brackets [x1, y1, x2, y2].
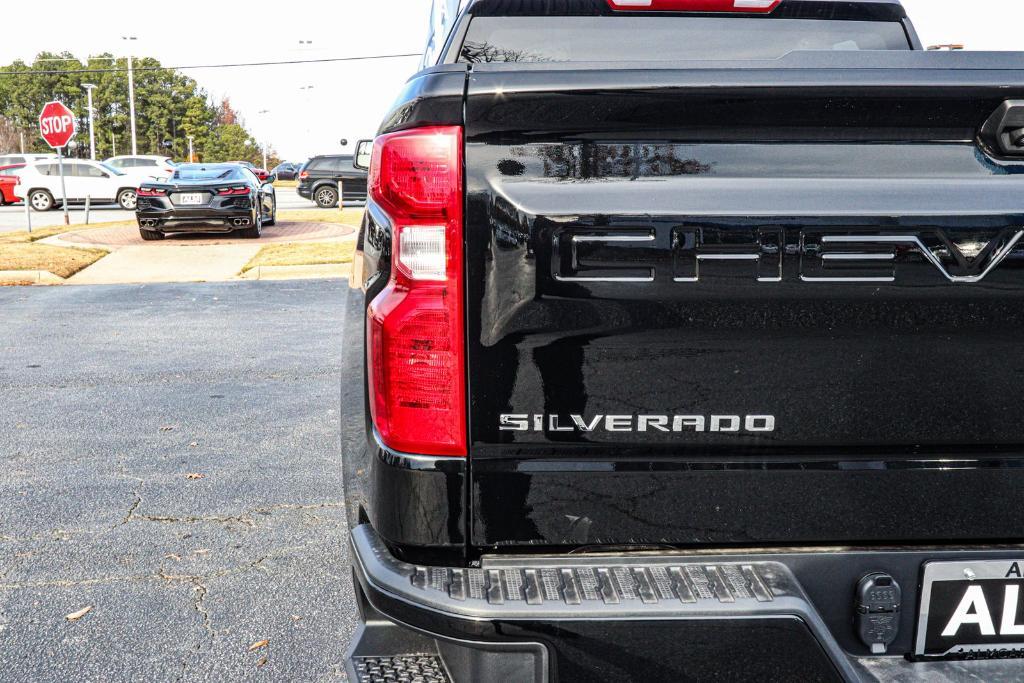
[136, 206, 254, 230]
[348, 524, 1024, 682]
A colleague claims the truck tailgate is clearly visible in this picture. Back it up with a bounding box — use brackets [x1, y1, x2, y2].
[463, 55, 1024, 549]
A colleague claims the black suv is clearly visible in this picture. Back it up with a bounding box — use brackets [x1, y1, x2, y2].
[297, 155, 367, 208]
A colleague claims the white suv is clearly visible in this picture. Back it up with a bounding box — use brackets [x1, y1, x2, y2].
[105, 155, 176, 177]
[14, 159, 162, 211]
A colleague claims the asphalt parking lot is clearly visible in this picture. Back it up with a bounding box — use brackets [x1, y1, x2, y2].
[0, 187, 322, 233]
[0, 279, 356, 681]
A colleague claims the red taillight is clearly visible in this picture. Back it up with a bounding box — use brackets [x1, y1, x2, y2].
[216, 186, 249, 196]
[137, 187, 167, 197]
[607, 0, 780, 11]
[299, 170, 309, 179]
[366, 126, 465, 457]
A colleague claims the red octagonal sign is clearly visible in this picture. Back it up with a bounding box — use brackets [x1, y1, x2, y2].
[39, 101, 77, 149]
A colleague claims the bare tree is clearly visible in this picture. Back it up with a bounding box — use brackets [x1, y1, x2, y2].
[0, 117, 22, 153]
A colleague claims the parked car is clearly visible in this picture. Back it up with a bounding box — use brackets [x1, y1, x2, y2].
[0, 164, 24, 205]
[13, 159, 158, 211]
[297, 154, 367, 207]
[0, 154, 52, 167]
[271, 162, 301, 181]
[228, 161, 270, 183]
[340, 0, 1024, 680]
[105, 155, 176, 177]
[135, 163, 276, 240]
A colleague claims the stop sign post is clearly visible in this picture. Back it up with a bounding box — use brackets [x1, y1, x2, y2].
[38, 101, 77, 226]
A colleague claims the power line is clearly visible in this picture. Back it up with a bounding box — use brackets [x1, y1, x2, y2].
[0, 52, 422, 76]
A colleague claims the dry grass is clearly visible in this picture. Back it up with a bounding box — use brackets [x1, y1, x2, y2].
[0, 220, 132, 245]
[273, 179, 298, 188]
[0, 243, 107, 279]
[0, 223, 112, 279]
[242, 241, 356, 273]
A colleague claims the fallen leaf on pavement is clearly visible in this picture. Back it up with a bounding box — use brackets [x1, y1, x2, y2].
[257, 656, 268, 668]
[159, 425, 175, 432]
[185, 473, 206, 481]
[65, 606, 93, 621]
[164, 554, 181, 562]
[249, 639, 269, 652]
[188, 442, 198, 448]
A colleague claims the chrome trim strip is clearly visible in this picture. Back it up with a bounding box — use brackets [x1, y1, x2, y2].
[696, 254, 760, 261]
[820, 253, 896, 262]
[572, 235, 655, 244]
[801, 276, 896, 283]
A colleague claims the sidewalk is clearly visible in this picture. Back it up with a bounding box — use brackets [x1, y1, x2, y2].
[65, 244, 265, 285]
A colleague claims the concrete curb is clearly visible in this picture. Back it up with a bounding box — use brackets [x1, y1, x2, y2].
[0, 270, 65, 285]
[240, 264, 350, 281]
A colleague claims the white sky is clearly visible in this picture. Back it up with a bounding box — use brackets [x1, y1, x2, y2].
[0, 0, 1019, 161]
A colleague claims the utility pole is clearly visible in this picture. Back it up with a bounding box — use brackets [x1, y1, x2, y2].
[187, 135, 194, 163]
[299, 86, 315, 141]
[82, 83, 97, 160]
[19, 131, 25, 154]
[123, 36, 138, 155]
[112, 132, 117, 157]
[258, 109, 270, 170]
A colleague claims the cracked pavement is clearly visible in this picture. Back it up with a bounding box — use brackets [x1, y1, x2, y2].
[0, 280, 356, 681]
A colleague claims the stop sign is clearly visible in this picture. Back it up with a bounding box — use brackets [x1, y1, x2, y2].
[39, 101, 77, 149]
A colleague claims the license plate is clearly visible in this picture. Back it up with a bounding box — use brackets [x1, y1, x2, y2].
[177, 193, 204, 205]
[916, 560, 1024, 658]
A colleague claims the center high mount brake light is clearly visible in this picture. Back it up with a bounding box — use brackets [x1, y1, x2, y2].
[607, 0, 781, 12]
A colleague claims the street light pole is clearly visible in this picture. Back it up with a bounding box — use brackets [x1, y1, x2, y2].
[187, 135, 194, 163]
[123, 36, 138, 155]
[82, 83, 97, 160]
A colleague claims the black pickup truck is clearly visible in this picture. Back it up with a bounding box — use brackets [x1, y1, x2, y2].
[341, 1, 1024, 680]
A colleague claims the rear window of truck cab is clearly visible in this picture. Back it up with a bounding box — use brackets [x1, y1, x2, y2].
[456, 17, 911, 63]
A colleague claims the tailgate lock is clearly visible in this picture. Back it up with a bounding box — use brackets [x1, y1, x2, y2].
[855, 573, 901, 654]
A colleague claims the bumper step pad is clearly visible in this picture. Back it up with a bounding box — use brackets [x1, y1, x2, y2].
[412, 561, 775, 608]
[352, 655, 450, 683]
